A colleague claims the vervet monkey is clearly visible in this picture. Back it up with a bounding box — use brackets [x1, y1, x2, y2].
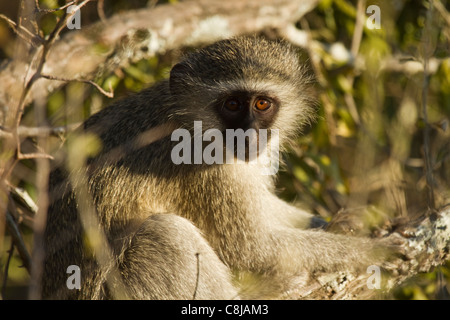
[42, 36, 397, 299]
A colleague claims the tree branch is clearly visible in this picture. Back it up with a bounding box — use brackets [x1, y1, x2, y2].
[0, 123, 81, 139]
[41, 73, 114, 98]
[284, 207, 450, 299]
[0, 0, 319, 118]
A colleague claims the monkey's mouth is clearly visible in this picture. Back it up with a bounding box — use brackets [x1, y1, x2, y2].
[170, 122, 278, 167]
[223, 134, 271, 163]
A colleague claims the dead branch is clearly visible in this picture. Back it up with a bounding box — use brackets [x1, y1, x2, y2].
[5, 211, 32, 273]
[40, 73, 114, 98]
[0, 0, 319, 120]
[0, 13, 42, 47]
[0, 123, 81, 139]
[284, 207, 450, 299]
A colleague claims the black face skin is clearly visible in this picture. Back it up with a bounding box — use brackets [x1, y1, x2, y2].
[212, 91, 280, 162]
[215, 91, 280, 131]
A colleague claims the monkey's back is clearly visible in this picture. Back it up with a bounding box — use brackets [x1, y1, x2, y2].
[42, 81, 184, 298]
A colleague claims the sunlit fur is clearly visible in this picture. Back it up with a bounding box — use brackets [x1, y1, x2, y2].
[42, 37, 393, 300]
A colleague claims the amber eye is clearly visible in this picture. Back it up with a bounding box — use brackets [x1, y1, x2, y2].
[224, 98, 241, 111]
[254, 98, 271, 111]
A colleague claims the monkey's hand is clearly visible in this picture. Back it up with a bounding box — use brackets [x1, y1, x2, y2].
[326, 206, 391, 237]
[309, 216, 328, 229]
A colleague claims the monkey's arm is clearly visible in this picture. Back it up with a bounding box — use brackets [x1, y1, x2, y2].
[271, 226, 390, 272]
[263, 198, 390, 270]
[212, 180, 396, 284]
[221, 203, 395, 299]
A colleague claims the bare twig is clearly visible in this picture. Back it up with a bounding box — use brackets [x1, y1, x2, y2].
[193, 253, 200, 300]
[421, 2, 436, 212]
[5, 211, 31, 273]
[0, 0, 92, 182]
[17, 152, 54, 160]
[11, 0, 95, 300]
[10, 186, 38, 215]
[0, 123, 81, 139]
[344, 0, 366, 126]
[350, 0, 366, 57]
[0, 0, 93, 188]
[41, 74, 114, 98]
[67, 148, 130, 300]
[293, 19, 338, 145]
[433, 0, 450, 27]
[34, 0, 77, 14]
[0, 0, 320, 110]
[14, 0, 93, 132]
[0, 13, 42, 47]
[6, 191, 32, 275]
[97, 0, 107, 23]
[148, 0, 159, 9]
[26, 92, 52, 299]
[1, 242, 15, 298]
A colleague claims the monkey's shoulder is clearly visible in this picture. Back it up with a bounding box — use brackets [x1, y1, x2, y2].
[80, 80, 175, 152]
[84, 80, 172, 130]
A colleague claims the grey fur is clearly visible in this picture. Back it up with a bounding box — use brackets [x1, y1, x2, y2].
[42, 37, 392, 300]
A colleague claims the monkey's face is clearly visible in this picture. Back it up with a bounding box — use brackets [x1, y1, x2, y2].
[169, 37, 316, 146]
[216, 90, 279, 132]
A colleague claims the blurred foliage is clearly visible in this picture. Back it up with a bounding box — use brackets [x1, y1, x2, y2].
[278, 0, 450, 299]
[0, 0, 449, 299]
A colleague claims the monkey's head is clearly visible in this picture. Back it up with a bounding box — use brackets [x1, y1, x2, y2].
[169, 36, 316, 147]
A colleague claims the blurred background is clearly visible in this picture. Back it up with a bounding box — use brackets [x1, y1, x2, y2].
[0, 0, 449, 299]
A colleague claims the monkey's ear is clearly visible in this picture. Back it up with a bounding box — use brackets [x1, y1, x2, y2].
[169, 62, 191, 96]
